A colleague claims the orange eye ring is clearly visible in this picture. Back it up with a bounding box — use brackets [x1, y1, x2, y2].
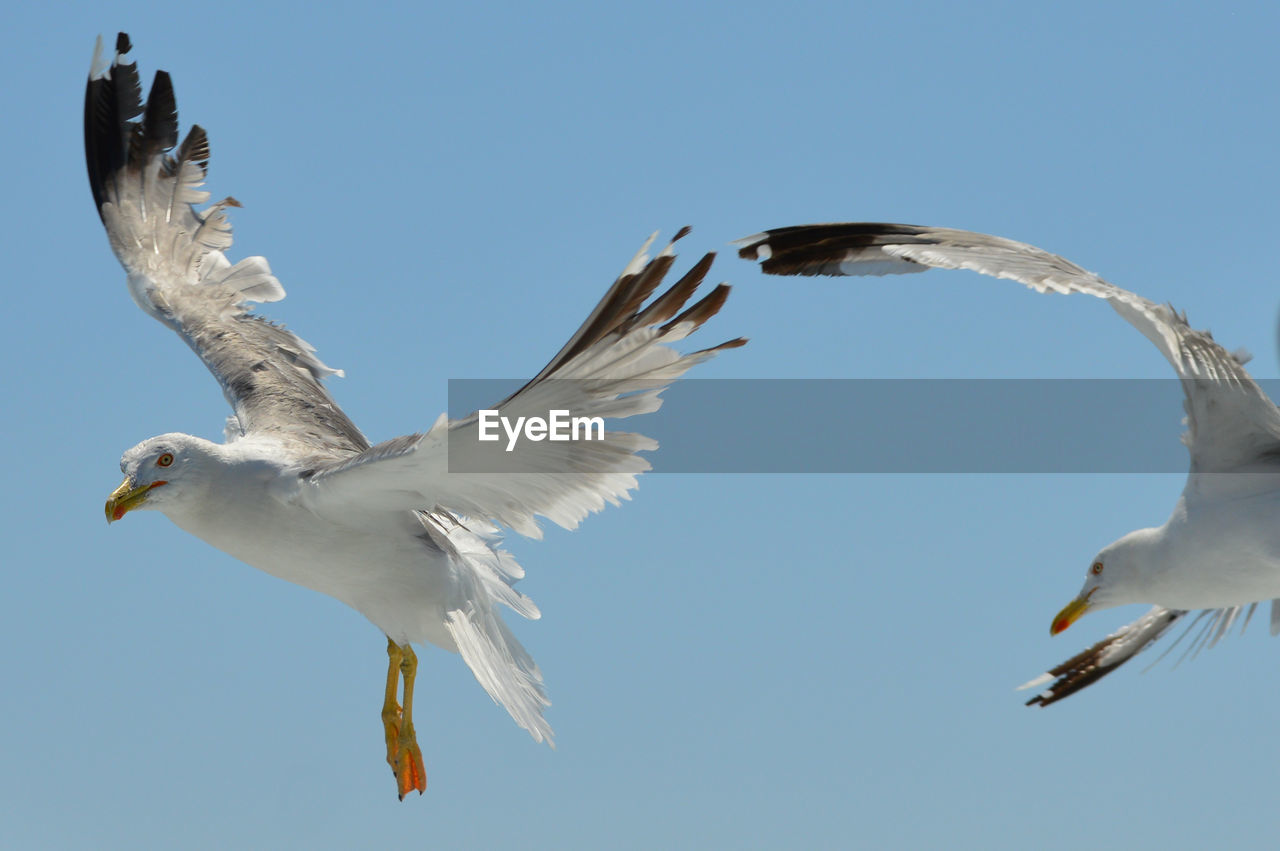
[1090, 561, 1103, 575]
[157, 452, 174, 468]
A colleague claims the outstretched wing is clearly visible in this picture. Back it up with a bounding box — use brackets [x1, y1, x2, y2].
[86, 34, 364, 457]
[298, 232, 745, 537]
[1019, 607, 1187, 706]
[735, 224, 1280, 477]
[1020, 601, 1280, 706]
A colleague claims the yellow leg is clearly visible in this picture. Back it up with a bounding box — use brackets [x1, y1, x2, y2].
[381, 637, 427, 799]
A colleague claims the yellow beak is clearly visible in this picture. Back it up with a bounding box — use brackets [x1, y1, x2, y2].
[105, 478, 165, 523]
[1050, 590, 1094, 635]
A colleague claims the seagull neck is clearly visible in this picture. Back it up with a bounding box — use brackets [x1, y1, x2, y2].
[1116, 524, 1172, 594]
[161, 438, 274, 540]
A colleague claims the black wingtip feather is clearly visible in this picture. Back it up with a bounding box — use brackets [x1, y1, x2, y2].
[738, 223, 936, 276]
[501, 235, 738, 404]
[627, 252, 715, 330]
[167, 125, 210, 178]
[85, 32, 142, 217]
[662, 282, 731, 333]
[137, 70, 179, 160]
[1023, 640, 1121, 708]
[1023, 608, 1185, 707]
[85, 34, 193, 221]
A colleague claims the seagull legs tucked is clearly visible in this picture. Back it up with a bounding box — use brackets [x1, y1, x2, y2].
[382, 638, 427, 799]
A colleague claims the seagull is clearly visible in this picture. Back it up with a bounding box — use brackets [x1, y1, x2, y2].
[735, 222, 1280, 706]
[86, 32, 743, 799]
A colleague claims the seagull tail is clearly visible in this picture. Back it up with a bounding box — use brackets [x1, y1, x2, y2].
[441, 520, 554, 746]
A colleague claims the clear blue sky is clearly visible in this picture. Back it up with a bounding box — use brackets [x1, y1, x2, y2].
[4, 1, 1280, 847]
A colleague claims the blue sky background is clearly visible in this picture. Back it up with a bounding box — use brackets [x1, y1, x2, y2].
[4, 1, 1280, 847]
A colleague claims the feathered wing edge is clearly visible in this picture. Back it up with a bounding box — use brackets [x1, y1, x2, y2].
[85, 33, 284, 313]
[86, 34, 363, 453]
[1019, 600, 1280, 706]
[303, 231, 746, 538]
[1018, 607, 1187, 707]
[734, 223, 1280, 475]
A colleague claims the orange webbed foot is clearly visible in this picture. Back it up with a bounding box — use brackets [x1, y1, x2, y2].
[390, 725, 427, 799]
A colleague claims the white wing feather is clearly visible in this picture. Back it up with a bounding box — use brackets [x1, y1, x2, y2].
[300, 238, 743, 538]
[735, 223, 1280, 479]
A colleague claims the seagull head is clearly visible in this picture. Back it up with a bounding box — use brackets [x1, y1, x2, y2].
[1050, 528, 1161, 635]
[106, 433, 214, 523]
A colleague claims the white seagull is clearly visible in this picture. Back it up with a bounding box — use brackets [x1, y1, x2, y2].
[735, 222, 1280, 706]
[87, 33, 744, 798]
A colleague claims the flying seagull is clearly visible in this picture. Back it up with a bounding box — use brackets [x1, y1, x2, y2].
[735, 222, 1280, 706]
[86, 33, 744, 798]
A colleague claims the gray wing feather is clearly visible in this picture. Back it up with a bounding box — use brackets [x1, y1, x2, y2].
[86, 34, 366, 458]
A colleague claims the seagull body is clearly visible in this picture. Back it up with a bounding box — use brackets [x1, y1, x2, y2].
[1098, 495, 1280, 611]
[1142, 492, 1280, 610]
[736, 222, 1280, 704]
[134, 434, 459, 649]
[89, 33, 742, 797]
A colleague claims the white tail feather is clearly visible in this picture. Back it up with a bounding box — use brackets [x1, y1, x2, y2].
[446, 606, 553, 745]
[438, 517, 552, 743]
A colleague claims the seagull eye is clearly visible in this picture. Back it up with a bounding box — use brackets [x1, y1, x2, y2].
[157, 453, 174, 468]
[1091, 561, 1103, 575]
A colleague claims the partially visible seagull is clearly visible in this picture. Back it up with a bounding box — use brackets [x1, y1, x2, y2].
[86, 32, 743, 799]
[735, 222, 1280, 706]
